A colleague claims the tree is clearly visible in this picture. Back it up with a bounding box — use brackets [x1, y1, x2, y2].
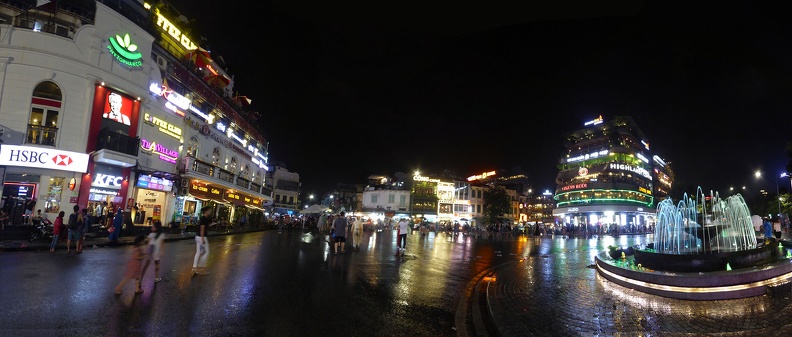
[483, 186, 511, 225]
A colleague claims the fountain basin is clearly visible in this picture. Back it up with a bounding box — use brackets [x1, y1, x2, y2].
[596, 249, 792, 300]
[633, 241, 779, 273]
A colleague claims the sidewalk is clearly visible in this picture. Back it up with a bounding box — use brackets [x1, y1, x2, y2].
[0, 226, 278, 252]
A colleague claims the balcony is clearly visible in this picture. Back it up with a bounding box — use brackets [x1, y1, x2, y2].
[191, 159, 215, 176]
[25, 124, 57, 146]
[250, 182, 262, 194]
[236, 177, 250, 189]
[218, 168, 235, 184]
[97, 128, 139, 156]
[92, 128, 139, 167]
[261, 187, 273, 198]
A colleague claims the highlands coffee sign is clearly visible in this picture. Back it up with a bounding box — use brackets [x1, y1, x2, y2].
[0, 145, 89, 173]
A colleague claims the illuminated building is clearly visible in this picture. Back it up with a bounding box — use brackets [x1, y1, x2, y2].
[553, 116, 672, 229]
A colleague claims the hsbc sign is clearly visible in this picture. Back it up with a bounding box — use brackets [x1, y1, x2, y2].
[0, 145, 89, 173]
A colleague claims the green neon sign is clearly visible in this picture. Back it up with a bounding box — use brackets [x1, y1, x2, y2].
[107, 33, 143, 68]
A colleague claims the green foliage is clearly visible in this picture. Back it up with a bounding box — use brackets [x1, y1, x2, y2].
[483, 186, 511, 225]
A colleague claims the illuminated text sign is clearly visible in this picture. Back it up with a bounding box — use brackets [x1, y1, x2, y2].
[561, 183, 588, 191]
[154, 9, 198, 50]
[190, 181, 224, 199]
[638, 187, 652, 195]
[92, 174, 123, 189]
[140, 139, 178, 164]
[567, 150, 609, 163]
[0, 145, 89, 173]
[107, 33, 142, 68]
[609, 163, 653, 180]
[467, 171, 496, 181]
[584, 115, 603, 126]
[143, 112, 182, 139]
[413, 175, 441, 183]
[149, 83, 190, 116]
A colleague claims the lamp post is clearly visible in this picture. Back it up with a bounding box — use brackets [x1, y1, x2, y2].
[756, 170, 783, 217]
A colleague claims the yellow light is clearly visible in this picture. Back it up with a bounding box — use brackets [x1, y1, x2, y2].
[143, 2, 151, 9]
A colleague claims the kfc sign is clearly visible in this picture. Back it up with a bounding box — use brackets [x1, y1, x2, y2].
[0, 145, 89, 173]
[92, 174, 124, 189]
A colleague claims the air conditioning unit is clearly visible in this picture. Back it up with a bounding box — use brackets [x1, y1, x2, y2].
[156, 55, 168, 71]
[179, 187, 189, 196]
[181, 178, 190, 188]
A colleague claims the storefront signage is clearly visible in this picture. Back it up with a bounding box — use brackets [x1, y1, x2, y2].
[184, 116, 251, 160]
[149, 83, 190, 116]
[567, 207, 579, 212]
[638, 187, 652, 195]
[89, 187, 119, 196]
[189, 180, 224, 199]
[153, 8, 198, 50]
[653, 155, 666, 167]
[584, 115, 603, 126]
[69, 178, 76, 190]
[107, 33, 143, 68]
[413, 174, 440, 183]
[578, 167, 589, 176]
[189, 105, 214, 123]
[636, 153, 649, 163]
[567, 150, 609, 163]
[561, 183, 588, 191]
[0, 145, 89, 173]
[225, 190, 263, 207]
[467, 171, 496, 181]
[143, 112, 182, 139]
[92, 174, 123, 189]
[136, 175, 173, 192]
[140, 139, 178, 164]
[251, 157, 268, 170]
[609, 163, 652, 180]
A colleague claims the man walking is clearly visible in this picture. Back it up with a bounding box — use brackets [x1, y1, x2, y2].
[332, 211, 348, 255]
[396, 217, 409, 256]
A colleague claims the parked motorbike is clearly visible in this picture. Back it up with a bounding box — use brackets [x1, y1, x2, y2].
[29, 218, 54, 242]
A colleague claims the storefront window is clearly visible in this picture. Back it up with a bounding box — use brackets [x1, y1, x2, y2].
[187, 136, 199, 157]
[229, 157, 238, 172]
[242, 165, 250, 178]
[45, 177, 65, 213]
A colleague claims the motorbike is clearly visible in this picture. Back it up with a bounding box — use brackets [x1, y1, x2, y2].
[29, 218, 54, 242]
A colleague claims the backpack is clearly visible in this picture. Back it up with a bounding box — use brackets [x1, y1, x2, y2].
[68, 213, 79, 230]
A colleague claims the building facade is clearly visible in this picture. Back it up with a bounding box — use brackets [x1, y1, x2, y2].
[552, 116, 671, 230]
[267, 165, 300, 216]
[361, 176, 410, 221]
[0, 1, 272, 226]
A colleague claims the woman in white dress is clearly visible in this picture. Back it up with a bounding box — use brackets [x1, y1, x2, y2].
[140, 221, 166, 287]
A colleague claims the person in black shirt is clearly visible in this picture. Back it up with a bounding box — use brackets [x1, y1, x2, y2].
[192, 206, 213, 276]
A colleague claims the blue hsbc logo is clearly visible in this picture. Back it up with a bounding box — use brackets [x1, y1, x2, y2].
[92, 174, 123, 189]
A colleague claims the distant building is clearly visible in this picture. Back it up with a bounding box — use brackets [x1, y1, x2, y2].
[362, 175, 410, 220]
[553, 115, 672, 229]
[267, 165, 300, 216]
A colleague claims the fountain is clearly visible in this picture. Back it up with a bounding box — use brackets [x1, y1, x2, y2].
[595, 187, 792, 300]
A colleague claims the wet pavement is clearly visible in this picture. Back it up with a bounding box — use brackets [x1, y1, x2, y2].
[2, 229, 792, 336]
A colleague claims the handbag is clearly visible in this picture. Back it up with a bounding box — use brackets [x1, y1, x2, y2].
[108, 226, 115, 233]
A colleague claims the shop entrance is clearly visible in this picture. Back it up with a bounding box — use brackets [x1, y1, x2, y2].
[2, 177, 39, 225]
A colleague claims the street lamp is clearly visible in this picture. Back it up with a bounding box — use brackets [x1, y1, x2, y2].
[309, 194, 314, 200]
[755, 170, 782, 217]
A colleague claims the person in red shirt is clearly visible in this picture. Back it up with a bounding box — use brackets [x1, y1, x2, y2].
[50, 211, 65, 253]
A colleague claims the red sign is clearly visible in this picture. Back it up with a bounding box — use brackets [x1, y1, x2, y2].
[102, 91, 134, 126]
[561, 183, 588, 191]
[69, 197, 78, 203]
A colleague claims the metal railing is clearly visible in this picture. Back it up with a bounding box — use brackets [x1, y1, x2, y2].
[97, 128, 139, 156]
[236, 177, 250, 189]
[218, 168, 235, 183]
[25, 124, 57, 146]
[191, 158, 215, 176]
[250, 183, 262, 194]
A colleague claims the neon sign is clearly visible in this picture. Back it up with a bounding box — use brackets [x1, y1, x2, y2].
[107, 33, 142, 68]
[609, 163, 652, 180]
[149, 83, 190, 116]
[251, 157, 268, 171]
[638, 187, 652, 194]
[584, 115, 603, 126]
[566, 150, 609, 163]
[636, 153, 649, 163]
[413, 175, 440, 183]
[216, 121, 227, 132]
[154, 9, 198, 50]
[561, 183, 588, 191]
[467, 171, 496, 181]
[143, 112, 182, 139]
[140, 139, 178, 164]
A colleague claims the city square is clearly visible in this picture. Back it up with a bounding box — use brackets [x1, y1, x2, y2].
[3, 0, 792, 336]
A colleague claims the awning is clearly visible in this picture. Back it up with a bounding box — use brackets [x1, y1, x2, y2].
[204, 74, 231, 88]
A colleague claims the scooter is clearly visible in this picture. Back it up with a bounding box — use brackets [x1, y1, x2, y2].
[29, 218, 54, 242]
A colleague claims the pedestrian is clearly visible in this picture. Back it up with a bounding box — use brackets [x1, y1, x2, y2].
[77, 208, 90, 254]
[277, 216, 284, 234]
[763, 217, 773, 239]
[140, 221, 165, 285]
[50, 211, 65, 253]
[351, 216, 363, 250]
[192, 206, 213, 276]
[106, 202, 115, 228]
[114, 235, 146, 295]
[332, 211, 348, 255]
[66, 205, 81, 254]
[317, 213, 327, 234]
[239, 213, 247, 229]
[24, 198, 36, 225]
[396, 217, 409, 256]
[109, 208, 123, 243]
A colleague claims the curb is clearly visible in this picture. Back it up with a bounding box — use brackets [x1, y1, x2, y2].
[0, 228, 276, 252]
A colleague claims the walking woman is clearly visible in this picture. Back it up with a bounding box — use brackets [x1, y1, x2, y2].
[114, 235, 146, 295]
[351, 217, 363, 251]
[50, 211, 65, 253]
[140, 221, 165, 286]
[192, 206, 213, 276]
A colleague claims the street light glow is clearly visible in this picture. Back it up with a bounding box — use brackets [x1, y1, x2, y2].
[755, 170, 762, 178]
[309, 194, 314, 199]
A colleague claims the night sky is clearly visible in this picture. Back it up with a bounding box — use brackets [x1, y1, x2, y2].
[171, 0, 792, 198]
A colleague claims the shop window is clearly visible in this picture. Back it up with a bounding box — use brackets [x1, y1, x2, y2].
[44, 177, 66, 213]
[399, 195, 406, 207]
[27, 81, 62, 146]
[187, 136, 199, 157]
[371, 194, 378, 203]
[388, 194, 395, 203]
[212, 147, 222, 166]
[289, 196, 294, 204]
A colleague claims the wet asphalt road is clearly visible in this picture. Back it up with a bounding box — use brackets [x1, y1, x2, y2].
[0, 229, 513, 337]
